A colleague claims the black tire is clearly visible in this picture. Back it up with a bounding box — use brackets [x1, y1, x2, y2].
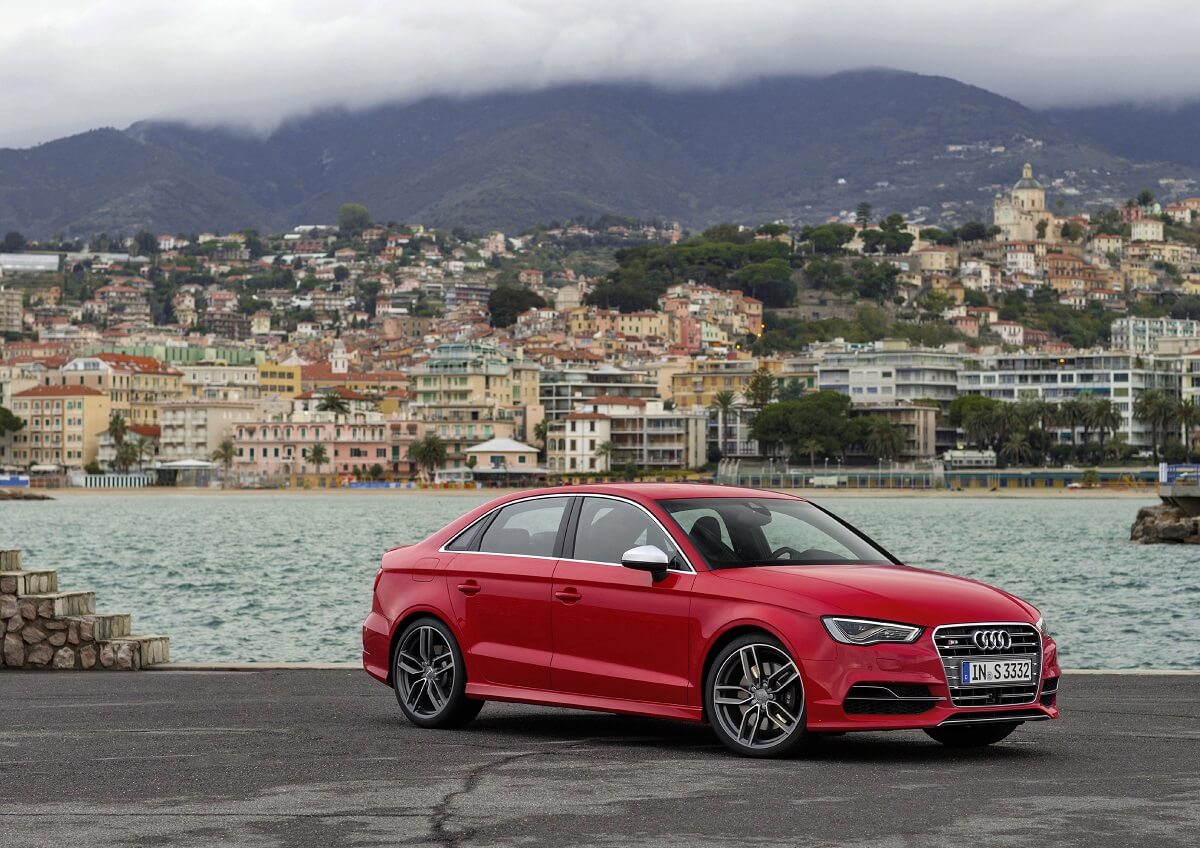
[392, 616, 483, 729]
[704, 633, 809, 758]
[924, 722, 1019, 748]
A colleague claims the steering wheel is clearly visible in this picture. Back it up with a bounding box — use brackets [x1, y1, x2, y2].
[770, 546, 805, 560]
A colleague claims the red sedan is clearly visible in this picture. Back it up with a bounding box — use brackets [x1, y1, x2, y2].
[363, 484, 1060, 757]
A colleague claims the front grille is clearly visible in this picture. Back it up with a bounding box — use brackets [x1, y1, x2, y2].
[934, 623, 1042, 708]
[843, 683, 940, 715]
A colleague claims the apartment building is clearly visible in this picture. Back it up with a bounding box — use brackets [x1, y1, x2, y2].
[7, 385, 110, 469]
[538, 364, 658, 421]
[233, 410, 419, 480]
[58, 353, 183, 427]
[548, 397, 706, 472]
[257, 362, 303, 397]
[0, 286, 22, 334]
[1110, 317, 1200, 354]
[957, 352, 1182, 447]
[818, 342, 962, 409]
[178, 362, 261, 400]
[158, 399, 264, 463]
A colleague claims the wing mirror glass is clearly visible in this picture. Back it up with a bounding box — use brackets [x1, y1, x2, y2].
[621, 544, 670, 582]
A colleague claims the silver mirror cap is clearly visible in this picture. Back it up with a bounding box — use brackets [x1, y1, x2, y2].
[622, 544, 669, 565]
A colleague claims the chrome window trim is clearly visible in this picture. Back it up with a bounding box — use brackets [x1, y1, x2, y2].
[437, 491, 695, 573]
[931, 621, 1044, 709]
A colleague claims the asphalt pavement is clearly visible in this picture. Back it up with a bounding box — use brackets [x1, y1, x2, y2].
[0, 670, 1197, 847]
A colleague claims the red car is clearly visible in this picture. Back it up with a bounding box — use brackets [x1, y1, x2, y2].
[363, 484, 1060, 757]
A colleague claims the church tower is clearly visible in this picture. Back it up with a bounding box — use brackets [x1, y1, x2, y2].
[1011, 162, 1045, 212]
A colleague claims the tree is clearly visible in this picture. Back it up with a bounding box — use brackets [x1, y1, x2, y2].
[333, 265, 349, 282]
[866, 418, 906, 462]
[0, 405, 24, 436]
[132, 436, 153, 470]
[1085, 398, 1123, 453]
[317, 391, 351, 417]
[799, 438, 825, 468]
[533, 419, 549, 460]
[744, 367, 776, 408]
[1035, 220, 1048, 240]
[488, 286, 547, 328]
[337, 203, 371, 236]
[407, 434, 447, 481]
[710, 390, 738, 456]
[308, 442, 329, 476]
[593, 441, 614, 470]
[1175, 398, 1200, 461]
[106, 412, 129, 452]
[750, 392, 856, 462]
[854, 203, 872, 226]
[111, 441, 140, 473]
[1133, 389, 1178, 463]
[1137, 189, 1156, 207]
[369, 463, 385, 481]
[2, 231, 26, 253]
[133, 231, 158, 256]
[954, 221, 990, 243]
[211, 439, 237, 487]
[1001, 432, 1035, 467]
[731, 259, 795, 307]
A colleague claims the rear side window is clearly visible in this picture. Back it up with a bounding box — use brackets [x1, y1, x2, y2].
[477, 498, 568, 557]
[445, 516, 488, 551]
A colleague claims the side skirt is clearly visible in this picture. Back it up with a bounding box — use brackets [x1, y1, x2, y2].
[466, 682, 705, 723]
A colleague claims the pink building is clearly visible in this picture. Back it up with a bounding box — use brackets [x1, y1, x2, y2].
[233, 412, 420, 480]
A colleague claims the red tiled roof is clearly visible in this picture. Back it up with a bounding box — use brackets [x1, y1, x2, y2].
[566, 412, 611, 420]
[95, 353, 182, 376]
[129, 425, 161, 438]
[14, 385, 105, 398]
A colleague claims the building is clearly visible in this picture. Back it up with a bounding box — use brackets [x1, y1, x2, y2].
[992, 163, 1061, 243]
[178, 362, 260, 400]
[464, 437, 539, 471]
[57, 353, 184, 427]
[551, 412, 614, 473]
[818, 342, 962, 409]
[158, 399, 263, 463]
[257, 362, 303, 398]
[958, 352, 1182, 447]
[1110, 317, 1200, 354]
[1130, 219, 1165, 243]
[669, 358, 779, 410]
[233, 409, 418, 480]
[0, 286, 22, 334]
[548, 397, 706, 472]
[538, 363, 658, 421]
[7, 385, 110, 469]
[850, 404, 939, 460]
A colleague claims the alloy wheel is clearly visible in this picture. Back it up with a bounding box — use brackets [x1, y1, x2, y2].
[711, 643, 804, 751]
[395, 625, 457, 718]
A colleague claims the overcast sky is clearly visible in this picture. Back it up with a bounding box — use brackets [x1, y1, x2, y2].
[4, 0, 1199, 148]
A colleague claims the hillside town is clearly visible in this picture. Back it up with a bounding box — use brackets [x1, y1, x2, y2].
[2, 164, 1200, 489]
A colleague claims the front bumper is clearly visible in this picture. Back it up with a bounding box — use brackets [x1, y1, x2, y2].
[803, 633, 1061, 732]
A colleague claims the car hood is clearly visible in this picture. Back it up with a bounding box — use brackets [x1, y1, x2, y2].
[714, 563, 1035, 627]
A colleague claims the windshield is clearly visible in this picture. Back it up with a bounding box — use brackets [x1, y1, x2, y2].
[659, 498, 892, 569]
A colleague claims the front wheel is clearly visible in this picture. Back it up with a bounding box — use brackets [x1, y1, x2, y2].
[924, 722, 1019, 748]
[393, 617, 483, 729]
[704, 634, 808, 758]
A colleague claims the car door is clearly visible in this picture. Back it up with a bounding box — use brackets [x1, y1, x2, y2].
[550, 496, 695, 705]
[443, 495, 571, 691]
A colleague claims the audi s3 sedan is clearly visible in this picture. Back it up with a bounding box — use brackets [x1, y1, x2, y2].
[363, 484, 1060, 757]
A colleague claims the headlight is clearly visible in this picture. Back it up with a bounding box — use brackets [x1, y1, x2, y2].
[822, 617, 923, 645]
[1035, 614, 1049, 636]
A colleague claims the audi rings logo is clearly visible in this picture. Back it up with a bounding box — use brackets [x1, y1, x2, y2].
[972, 629, 1012, 651]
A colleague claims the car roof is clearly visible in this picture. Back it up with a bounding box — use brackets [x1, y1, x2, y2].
[505, 482, 805, 503]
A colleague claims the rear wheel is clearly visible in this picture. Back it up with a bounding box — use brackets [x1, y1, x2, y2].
[924, 722, 1019, 747]
[393, 617, 483, 729]
[704, 634, 808, 758]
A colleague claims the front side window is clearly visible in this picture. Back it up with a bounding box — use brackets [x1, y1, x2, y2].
[477, 498, 568, 557]
[660, 498, 890, 569]
[572, 497, 677, 565]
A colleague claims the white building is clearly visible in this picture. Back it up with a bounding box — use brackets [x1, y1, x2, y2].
[818, 341, 962, 408]
[1130, 219, 1165, 243]
[1110, 317, 1200, 354]
[158, 399, 264, 463]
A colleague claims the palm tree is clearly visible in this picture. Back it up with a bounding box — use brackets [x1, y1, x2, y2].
[308, 442, 329, 476]
[1176, 398, 1200, 462]
[593, 440, 614, 471]
[1134, 389, 1178, 463]
[106, 412, 129, 454]
[407, 434, 447, 481]
[112, 441, 140, 473]
[866, 419, 906, 463]
[798, 438, 824, 468]
[963, 407, 998, 451]
[132, 436, 154, 470]
[1060, 398, 1089, 447]
[1001, 432, 1035, 467]
[211, 438, 237, 488]
[1085, 399, 1123, 455]
[711, 390, 738, 456]
[533, 419, 549, 460]
[316, 391, 351, 417]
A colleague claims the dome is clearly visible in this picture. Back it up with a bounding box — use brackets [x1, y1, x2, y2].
[1013, 162, 1043, 192]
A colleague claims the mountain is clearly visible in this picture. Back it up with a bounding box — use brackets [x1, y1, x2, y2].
[3, 70, 1197, 237]
[1046, 101, 1200, 170]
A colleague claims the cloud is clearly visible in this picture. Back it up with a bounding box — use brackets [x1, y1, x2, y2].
[3, 0, 1199, 148]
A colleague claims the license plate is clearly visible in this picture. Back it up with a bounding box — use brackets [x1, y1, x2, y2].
[960, 658, 1033, 685]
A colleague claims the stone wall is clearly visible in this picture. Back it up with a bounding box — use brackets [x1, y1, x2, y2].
[0, 549, 169, 670]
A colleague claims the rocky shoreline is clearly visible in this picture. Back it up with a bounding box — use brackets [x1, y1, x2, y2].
[1131, 503, 1200, 544]
[0, 489, 53, 501]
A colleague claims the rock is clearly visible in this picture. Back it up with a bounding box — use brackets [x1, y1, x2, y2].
[52, 647, 75, 669]
[48, 631, 67, 647]
[36, 600, 53, 618]
[20, 623, 47, 644]
[17, 599, 36, 620]
[0, 576, 15, 594]
[3, 632, 24, 666]
[26, 643, 52, 665]
[99, 643, 114, 668]
[78, 619, 94, 642]
[79, 644, 97, 669]
[115, 642, 133, 670]
[68, 621, 79, 645]
[6, 614, 23, 632]
[42, 619, 66, 630]
[0, 594, 17, 619]
[1131, 503, 1200, 544]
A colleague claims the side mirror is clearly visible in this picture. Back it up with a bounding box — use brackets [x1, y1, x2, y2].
[621, 544, 670, 582]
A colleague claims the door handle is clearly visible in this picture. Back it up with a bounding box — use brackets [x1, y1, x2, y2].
[457, 580, 481, 596]
[554, 588, 582, 604]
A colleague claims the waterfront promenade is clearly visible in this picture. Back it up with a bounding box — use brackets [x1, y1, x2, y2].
[0, 670, 1195, 847]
